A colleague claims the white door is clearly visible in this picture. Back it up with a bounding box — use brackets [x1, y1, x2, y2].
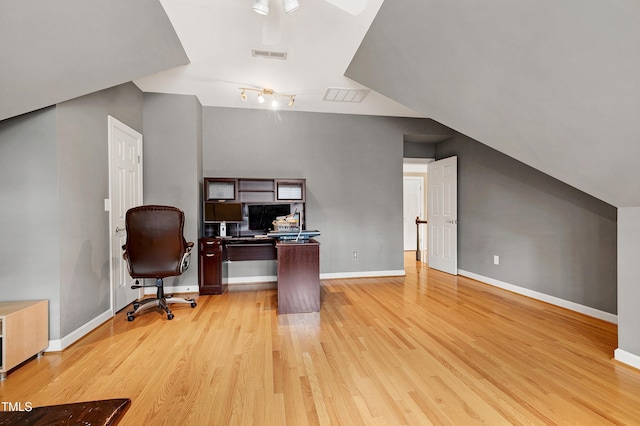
[108, 116, 143, 313]
[403, 176, 424, 251]
[428, 156, 457, 275]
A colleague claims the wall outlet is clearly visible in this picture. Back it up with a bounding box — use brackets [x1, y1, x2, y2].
[353, 251, 358, 258]
[494, 255, 500, 265]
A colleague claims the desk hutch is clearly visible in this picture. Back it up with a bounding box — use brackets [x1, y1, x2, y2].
[198, 177, 320, 313]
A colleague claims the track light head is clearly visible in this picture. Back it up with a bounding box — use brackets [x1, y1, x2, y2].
[288, 96, 295, 107]
[252, 0, 269, 15]
[283, 0, 300, 14]
[240, 90, 247, 101]
[257, 92, 265, 103]
[271, 96, 279, 108]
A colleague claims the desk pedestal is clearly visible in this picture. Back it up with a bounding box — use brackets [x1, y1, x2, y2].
[276, 240, 320, 314]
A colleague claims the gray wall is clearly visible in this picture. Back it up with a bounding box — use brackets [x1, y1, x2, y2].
[0, 108, 61, 337]
[0, 83, 143, 340]
[142, 93, 202, 290]
[618, 207, 640, 354]
[404, 141, 435, 158]
[0, 0, 188, 121]
[202, 107, 441, 276]
[56, 83, 143, 336]
[436, 133, 617, 314]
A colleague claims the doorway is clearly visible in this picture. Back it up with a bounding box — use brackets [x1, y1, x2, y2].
[403, 176, 423, 251]
[403, 159, 431, 263]
[108, 116, 143, 314]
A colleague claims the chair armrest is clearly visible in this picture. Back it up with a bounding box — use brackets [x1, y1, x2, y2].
[180, 242, 195, 273]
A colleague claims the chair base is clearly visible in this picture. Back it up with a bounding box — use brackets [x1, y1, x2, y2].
[127, 278, 196, 321]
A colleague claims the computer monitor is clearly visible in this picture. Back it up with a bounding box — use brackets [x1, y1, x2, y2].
[204, 202, 243, 223]
[248, 204, 291, 231]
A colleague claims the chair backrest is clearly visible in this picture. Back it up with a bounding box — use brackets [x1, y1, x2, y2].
[124, 205, 187, 278]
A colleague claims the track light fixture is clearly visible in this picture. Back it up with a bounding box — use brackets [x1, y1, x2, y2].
[239, 88, 296, 109]
[283, 0, 300, 14]
[252, 0, 300, 16]
[252, 0, 269, 15]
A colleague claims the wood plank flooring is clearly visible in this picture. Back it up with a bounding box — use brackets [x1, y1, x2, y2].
[2, 254, 640, 425]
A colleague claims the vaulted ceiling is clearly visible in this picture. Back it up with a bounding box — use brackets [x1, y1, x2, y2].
[1, 0, 638, 207]
[346, 0, 640, 207]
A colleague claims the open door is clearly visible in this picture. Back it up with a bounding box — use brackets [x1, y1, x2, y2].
[108, 116, 143, 313]
[428, 156, 457, 275]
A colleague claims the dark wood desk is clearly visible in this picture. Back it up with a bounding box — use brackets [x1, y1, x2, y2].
[276, 239, 320, 314]
[198, 237, 320, 314]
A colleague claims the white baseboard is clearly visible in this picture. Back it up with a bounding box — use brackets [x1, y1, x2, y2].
[224, 270, 406, 290]
[46, 309, 112, 352]
[320, 270, 406, 280]
[145, 285, 199, 295]
[614, 348, 640, 370]
[458, 269, 618, 324]
[228, 275, 277, 285]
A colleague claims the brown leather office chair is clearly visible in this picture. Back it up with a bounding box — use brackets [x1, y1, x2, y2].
[122, 205, 196, 321]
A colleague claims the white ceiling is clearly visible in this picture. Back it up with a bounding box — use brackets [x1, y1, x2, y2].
[134, 0, 424, 117]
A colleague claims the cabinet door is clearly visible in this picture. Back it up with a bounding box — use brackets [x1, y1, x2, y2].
[275, 179, 305, 202]
[205, 178, 238, 201]
[199, 239, 224, 294]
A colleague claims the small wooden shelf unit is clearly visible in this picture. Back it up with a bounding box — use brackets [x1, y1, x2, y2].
[0, 300, 49, 380]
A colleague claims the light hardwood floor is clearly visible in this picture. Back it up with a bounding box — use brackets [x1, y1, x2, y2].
[2, 254, 640, 425]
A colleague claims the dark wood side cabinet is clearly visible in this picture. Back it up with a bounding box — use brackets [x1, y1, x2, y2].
[198, 238, 225, 295]
[276, 239, 320, 314]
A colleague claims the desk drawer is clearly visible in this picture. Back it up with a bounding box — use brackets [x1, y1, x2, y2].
[200, 238, 221, 253]
[224, 243, 276, 261]
[198, 238, 225, 295]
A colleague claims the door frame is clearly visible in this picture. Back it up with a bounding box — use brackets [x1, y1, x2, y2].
[403, 159, 432, 262]
[107, 115, 143, 316]
[403, 175, 424, 252]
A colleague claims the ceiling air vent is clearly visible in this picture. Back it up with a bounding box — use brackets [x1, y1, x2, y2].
[323, 87, 370, 103]
[252, 49, 287, 60]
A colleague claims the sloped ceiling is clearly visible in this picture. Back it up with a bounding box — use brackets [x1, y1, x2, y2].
[346, 0, 640, 208]
[0, 0, 188, 122]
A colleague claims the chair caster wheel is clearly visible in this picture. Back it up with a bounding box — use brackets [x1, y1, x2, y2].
[167, 313, 174, 320]
[133, 302, 140, 310]
[191, 302, 197, 308]
[127, 313, 135, 322]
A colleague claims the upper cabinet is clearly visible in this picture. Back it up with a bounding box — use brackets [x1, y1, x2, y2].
[202, 177, 306, 236]
[205, 178, 238, 201]
[204, 177, 306, 204]
[276, 180, 305, 202]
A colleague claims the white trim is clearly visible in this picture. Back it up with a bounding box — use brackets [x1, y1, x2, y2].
[458, 269, 618, 324]
[224, 270, 406, 286]
[403, 158, 433, 174]
[614, 348, 640, 370]
[228, 275, 278, 284]
[144, 285, 200, 295]
[320, 270, 406, 280]
[227, 271, 408, 284]
[45, 309, 112, 352]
